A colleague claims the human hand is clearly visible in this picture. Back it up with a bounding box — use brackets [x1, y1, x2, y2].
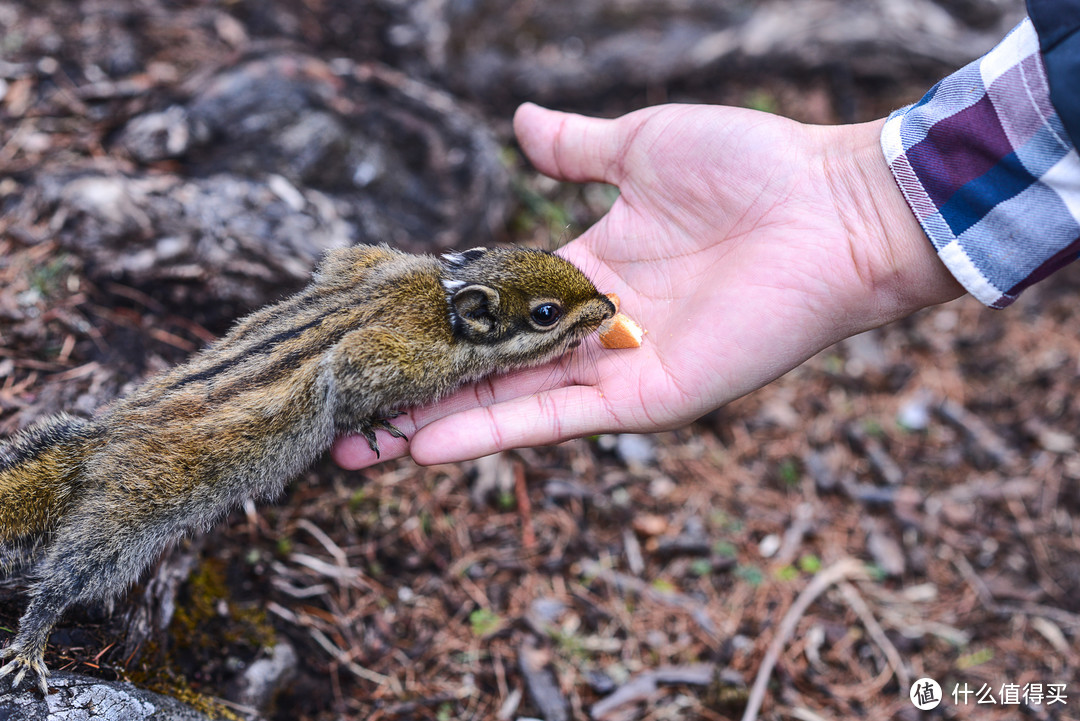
[333, 102, 962, 469]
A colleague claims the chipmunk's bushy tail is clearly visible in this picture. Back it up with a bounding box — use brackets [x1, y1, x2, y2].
[0, 414, 98, 574]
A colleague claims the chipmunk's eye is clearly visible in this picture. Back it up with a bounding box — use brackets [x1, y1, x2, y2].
[530, 302, 562, 327]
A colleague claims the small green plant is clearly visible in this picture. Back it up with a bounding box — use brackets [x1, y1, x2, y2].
[744, 89, 778, 114]
[774, 565, 799, 582]
[510, 177, 574, 237]
[496, 490, 516, 511]
[777, 458, 800, 487]
[735, 565, 764, 587]
[651, 578, 677, 593]
[956, 647, 994, 670]
[864, 563, 887, 581]
[348, 488, 367, 511]
[469, 608, 505, 637]
[862, 418, 885, 438]
[709, 511, 743, 533]
[690, 558, 713, 576]
[29, 255, 70, 297]
[712, 540, 737, 558]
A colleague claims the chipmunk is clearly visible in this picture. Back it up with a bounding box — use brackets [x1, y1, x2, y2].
[0, 243, 616, 693]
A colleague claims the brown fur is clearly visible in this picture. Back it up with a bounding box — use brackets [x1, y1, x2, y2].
[0, 244, 615, 692]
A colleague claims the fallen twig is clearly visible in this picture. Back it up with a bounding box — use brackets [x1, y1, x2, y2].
[937, 400, 1020, 469]
[514, 460, 536, 549]
[591, 663, 716, 720]
[308, 626, 396, 689]
[741, 558, 869, 721]
[837, 581, 911, 691]
[578, 559, 718, 637]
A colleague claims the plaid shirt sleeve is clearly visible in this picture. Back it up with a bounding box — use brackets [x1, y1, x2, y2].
[881, 18, 1080, 309]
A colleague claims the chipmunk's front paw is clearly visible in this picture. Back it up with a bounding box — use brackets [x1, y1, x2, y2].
[0, 643, 50, 694]
[356, 413, 408, 458]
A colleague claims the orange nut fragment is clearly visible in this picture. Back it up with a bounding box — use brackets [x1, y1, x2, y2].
[599, 312, 645, 349]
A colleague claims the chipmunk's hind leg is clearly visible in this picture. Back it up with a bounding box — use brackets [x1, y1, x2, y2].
[0, 592, 63, 694]
[0, 529, 104, 694]
[1, 499, 176, 694]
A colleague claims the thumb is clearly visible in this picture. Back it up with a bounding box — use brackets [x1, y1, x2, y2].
[514, 103, 626, 185]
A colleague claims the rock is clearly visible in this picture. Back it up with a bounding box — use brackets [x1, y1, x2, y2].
[614, 434, 656, 468]
[10, 53, 509, 310]
[115, 106, 199, 162]
[0, 672, 216, 721]
[897, 393, 932, 432]
[584, 669, 616, 695]
[426, 0, 1023, 108]
[228, 641, 298, 713]
[632, 513, 668, 537]
[524, 597, 569, 636]
[519, 637, 569, 721]
[842, 329, 888, 378]
[862, 518, 906, 577]
[758, 534, 781, 558]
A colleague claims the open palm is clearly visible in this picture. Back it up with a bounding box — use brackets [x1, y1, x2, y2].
[333, 103, 960, 468]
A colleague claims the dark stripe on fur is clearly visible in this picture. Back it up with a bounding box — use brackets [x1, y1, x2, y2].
[0, 416, 91, 474]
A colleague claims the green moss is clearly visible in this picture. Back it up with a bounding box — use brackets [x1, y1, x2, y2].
[142, 670, 243, 721]
[124, 558, 280, 718]
[127, 644, 240, 721]
[170, 562, 226, 652]
[171, 558, 276, 652]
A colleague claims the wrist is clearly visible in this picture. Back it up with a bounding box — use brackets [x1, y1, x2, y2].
[820, 119, 964, 328]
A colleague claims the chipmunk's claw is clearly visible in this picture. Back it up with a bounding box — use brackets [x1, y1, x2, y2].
[357, 414, 408, 459]
[0, 644, 50, 694]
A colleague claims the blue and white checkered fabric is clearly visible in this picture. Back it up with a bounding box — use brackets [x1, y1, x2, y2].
[881, 18, 1080, 308]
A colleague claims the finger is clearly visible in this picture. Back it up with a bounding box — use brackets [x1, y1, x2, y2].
[408, 383, 619, 465]
[514, 103, 625, 185]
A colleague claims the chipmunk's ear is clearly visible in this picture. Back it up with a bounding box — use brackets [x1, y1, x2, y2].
[450, 284, 500, 335]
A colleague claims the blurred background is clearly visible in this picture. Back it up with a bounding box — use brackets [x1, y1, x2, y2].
[3, 1, 1078, 720]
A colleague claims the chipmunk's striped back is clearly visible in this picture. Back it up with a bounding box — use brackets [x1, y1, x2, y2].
[0, 414, 100, 570]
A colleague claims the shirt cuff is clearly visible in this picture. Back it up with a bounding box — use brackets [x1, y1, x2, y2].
[881, 18, 1080, 308]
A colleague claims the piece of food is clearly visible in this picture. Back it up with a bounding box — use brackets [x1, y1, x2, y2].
[599, 311, 645, 349]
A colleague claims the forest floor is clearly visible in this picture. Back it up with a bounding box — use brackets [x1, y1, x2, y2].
[1, 1, 1077, 720]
